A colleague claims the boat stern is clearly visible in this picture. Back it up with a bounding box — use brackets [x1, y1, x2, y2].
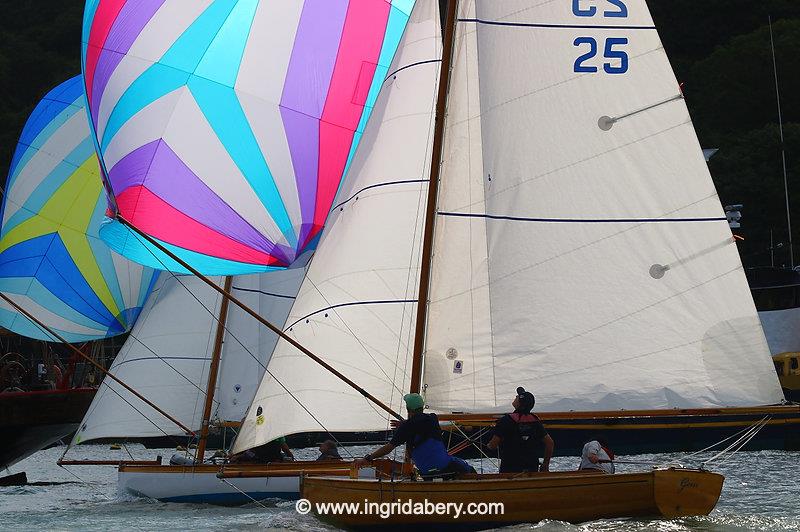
[653, 468, 724, 518]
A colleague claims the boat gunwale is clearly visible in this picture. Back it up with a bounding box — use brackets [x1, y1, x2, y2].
[300, 467, 717, 489]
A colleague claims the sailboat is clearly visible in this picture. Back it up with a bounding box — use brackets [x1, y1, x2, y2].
[0, 75, 158, 471]
[67, 258, 362, 504]
[219, 0, 797, 525]
[58, 0, 424, 504]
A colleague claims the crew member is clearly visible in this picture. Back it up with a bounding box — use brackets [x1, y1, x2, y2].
[486, 387, 554, 473]
[317, 439, 343, 461]
[355, 393, 475, 477]
[579, 437, 615, 474]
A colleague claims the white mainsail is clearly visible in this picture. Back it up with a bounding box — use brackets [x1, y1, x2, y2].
[73, 261, 307, 443]
[423, 0, 783, 412]
[232, 0, 442, 453]
[234, 0, 784, 452]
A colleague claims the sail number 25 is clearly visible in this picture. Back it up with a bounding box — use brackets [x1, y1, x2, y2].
[574, 37, 628, 73]
[572, 0, 629, 74]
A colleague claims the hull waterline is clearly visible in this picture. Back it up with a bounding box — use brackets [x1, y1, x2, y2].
[118, 461, 379, 505]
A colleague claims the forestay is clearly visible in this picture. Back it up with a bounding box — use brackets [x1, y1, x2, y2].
[232, 0, 441, 452]
[0, 76, 157, 342]
[81, 0, 417, 274]
[422, 0, 784, 412]
[73, 258, 307, 443]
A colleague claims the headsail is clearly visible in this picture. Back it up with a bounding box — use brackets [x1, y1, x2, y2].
[232, 0, 441, 452]
[82, 0, 417, 274]
[0, 76, 158, 342]
[422, 0, 784, 412]
[73, 257, 308, 443]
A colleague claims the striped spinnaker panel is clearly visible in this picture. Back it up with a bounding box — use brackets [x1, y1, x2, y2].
[82, 0, 416, 274]
[0, 76, 159, 342]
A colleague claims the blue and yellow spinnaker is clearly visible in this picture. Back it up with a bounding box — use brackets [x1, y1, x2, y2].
[0, 76, 159, 342]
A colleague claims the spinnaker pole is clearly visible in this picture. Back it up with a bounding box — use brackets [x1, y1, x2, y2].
[117, 215, 403, 421]
[0, 292, 194, 435]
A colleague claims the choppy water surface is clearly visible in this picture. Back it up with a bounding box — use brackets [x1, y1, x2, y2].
[1, 444, 798, 531]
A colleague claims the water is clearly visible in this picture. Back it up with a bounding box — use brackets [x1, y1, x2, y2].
[1, 444, 798, 531]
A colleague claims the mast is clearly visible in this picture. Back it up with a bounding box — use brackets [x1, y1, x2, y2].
[769, 16, 793, 268]
[118, 215, 403, 421]
[195, 276, 233, 461]
[409, 0, 459, 394]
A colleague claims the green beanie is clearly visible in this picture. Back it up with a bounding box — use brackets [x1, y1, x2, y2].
[403, 393, 425, 411]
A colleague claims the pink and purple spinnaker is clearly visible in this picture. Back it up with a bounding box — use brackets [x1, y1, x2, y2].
[82, 0, 416, 274]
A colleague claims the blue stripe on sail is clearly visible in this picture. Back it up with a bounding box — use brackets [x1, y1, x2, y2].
[458, 18, 657, 30]
[7, 101, 83, 192]
[82, 0, 102, 45]
[0, 307, 104, 343]
[437, 212, 728, 223]
[137, 269, 160, 311]
[3, 143, 96, 236]
[194, 0, 257, 87]
[0, 234, 117, 327]
[0, 277, 107, 333]
[99, 217, 280, 276]
[37, 237, 118, 326]
[100, 64, 189, 151]
[17, 77, 83, 151]
[101, 0, 237, 150]
[391, 0, 415, 16]
[188, 76, 296, 247]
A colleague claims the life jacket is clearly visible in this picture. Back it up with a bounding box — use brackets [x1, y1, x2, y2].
[497, 412, 543, 473]
[509, 412, 543, 449]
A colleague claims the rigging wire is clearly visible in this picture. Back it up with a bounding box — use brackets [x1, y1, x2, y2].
[13, 310, 185, 457]
[701, 416, 771, 468]
[217, 478, 270, 510]
[127, 229, 359, 460]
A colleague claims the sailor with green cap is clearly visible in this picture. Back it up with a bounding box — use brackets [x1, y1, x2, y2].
[356, 393, 475, 477]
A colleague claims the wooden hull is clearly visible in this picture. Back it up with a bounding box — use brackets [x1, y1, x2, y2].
[301, 468, 724, 528]
[441, 404, 800, 457]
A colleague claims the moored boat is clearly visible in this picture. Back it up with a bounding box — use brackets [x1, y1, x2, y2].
[301, 468, 724, 527]
[0, 386, 95, 469]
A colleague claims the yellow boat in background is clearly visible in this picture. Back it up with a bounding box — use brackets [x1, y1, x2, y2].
[773, 353, 800, 402]
[301, 468, 724, 527]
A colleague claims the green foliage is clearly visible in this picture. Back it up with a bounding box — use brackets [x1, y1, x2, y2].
[685, 20, 800, 145]
[711, 124, 800, 267]
[0, 0, 83, 182]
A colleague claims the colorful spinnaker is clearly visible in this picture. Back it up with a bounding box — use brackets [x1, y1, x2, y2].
[82, 0, 417, 274]
[0, 76, 159, 342]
